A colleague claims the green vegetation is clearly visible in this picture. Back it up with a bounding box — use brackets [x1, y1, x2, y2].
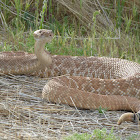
[0, 0, 140, 139]
[64, 127, 140, 140]
[0, 0, 139, 63]
[64, 127, 139, 140]
[65, 128, 118, 140]
[64, 128, 140, 140]
[98, 106, 107, 113]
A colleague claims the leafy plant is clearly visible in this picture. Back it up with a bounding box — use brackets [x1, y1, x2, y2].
[65, 127, 119, 140]
[98, 106, 107, 114]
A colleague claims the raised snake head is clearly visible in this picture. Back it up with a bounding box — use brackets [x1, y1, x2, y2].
[33, 29, 53, 43]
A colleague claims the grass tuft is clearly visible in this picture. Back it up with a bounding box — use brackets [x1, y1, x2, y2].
[0, 0, 139, 62]
[65, 127, 118, 140]
[0, 1, 140, 139]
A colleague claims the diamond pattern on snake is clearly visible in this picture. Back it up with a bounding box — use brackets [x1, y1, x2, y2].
[0, 29, 140, 125]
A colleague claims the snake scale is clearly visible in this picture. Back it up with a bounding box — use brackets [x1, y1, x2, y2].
[0, 29, 140, 125]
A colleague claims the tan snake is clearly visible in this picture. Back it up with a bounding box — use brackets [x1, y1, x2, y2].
[0, 29, 140, 125]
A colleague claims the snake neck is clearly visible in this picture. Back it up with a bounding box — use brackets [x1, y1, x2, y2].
[34, 40, 52, 68]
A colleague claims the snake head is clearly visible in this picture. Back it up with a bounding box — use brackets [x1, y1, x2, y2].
[33, 29, 53, 43]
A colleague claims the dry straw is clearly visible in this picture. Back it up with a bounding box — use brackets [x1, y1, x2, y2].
[0, 74, 140, 139]
[0, 0, 140, 139]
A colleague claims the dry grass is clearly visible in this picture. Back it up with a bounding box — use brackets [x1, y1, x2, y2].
[0, 0, 140, 139]
[0, 0, 139, 62]
[54, 0, 139, 32]
[55, 0, 115, 32]
[0, 74, 140, 139]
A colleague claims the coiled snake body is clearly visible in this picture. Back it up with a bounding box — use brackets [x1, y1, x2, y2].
[0, 29, 140, 125]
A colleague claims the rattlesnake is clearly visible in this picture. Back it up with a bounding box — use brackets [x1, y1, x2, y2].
[0, 29, 140, 125]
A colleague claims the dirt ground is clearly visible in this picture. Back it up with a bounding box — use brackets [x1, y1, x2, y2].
[0, 74, 140, 139]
